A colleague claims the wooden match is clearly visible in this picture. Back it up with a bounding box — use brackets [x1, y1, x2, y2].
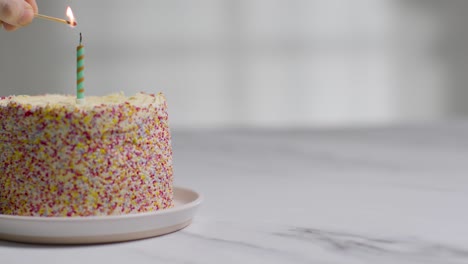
[35, 14, 77, 26]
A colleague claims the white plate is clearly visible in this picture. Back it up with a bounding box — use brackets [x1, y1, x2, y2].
[0, 186, 202, 245]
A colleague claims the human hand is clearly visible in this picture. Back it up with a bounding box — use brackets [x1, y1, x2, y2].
[0, 0, 38, 31]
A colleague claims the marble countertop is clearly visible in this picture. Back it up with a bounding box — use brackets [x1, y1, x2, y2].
[2, 123, 468, 264]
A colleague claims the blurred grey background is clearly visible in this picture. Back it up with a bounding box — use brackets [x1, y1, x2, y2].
[0, 0, 466, 129]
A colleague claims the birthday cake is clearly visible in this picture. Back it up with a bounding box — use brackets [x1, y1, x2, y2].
[0, 92, 173, 217]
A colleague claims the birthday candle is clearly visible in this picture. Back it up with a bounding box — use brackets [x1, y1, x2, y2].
[76, 33, 85, 104]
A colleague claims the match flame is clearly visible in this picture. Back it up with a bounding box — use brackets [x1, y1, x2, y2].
[66, 6, 76, 27]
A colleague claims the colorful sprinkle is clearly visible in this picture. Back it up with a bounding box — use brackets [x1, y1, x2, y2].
[0, 93, 173, 217]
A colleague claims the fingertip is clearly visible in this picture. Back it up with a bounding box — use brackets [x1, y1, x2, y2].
[26, 0, 38, 14]
[3, 22, 17, 31]
[17, 2, 34, 26]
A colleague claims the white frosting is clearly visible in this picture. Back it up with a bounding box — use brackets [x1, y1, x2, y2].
[0, 92, 163, 109]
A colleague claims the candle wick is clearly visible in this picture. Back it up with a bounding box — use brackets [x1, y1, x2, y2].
[79, 33, 82, 45]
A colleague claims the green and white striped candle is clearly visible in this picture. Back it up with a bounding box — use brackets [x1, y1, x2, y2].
[76, 33, 85, 104]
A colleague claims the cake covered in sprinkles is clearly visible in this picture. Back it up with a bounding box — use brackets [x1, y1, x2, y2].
[0, 92, 173, 217]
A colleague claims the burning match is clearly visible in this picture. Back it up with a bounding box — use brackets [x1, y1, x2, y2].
[34, 7, 77, 27]
[35, 14, 77, 26]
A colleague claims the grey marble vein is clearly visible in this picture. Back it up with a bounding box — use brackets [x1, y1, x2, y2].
[276, 227, 468, 262]
[178, 231, 316, 264]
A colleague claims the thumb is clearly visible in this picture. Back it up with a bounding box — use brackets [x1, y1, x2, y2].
[0, 0, 34, 26]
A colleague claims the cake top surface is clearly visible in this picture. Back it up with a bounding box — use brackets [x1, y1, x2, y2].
[0, 92, 164, 109]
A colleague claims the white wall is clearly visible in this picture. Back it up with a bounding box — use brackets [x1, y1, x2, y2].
[0, 0, 457, 128]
